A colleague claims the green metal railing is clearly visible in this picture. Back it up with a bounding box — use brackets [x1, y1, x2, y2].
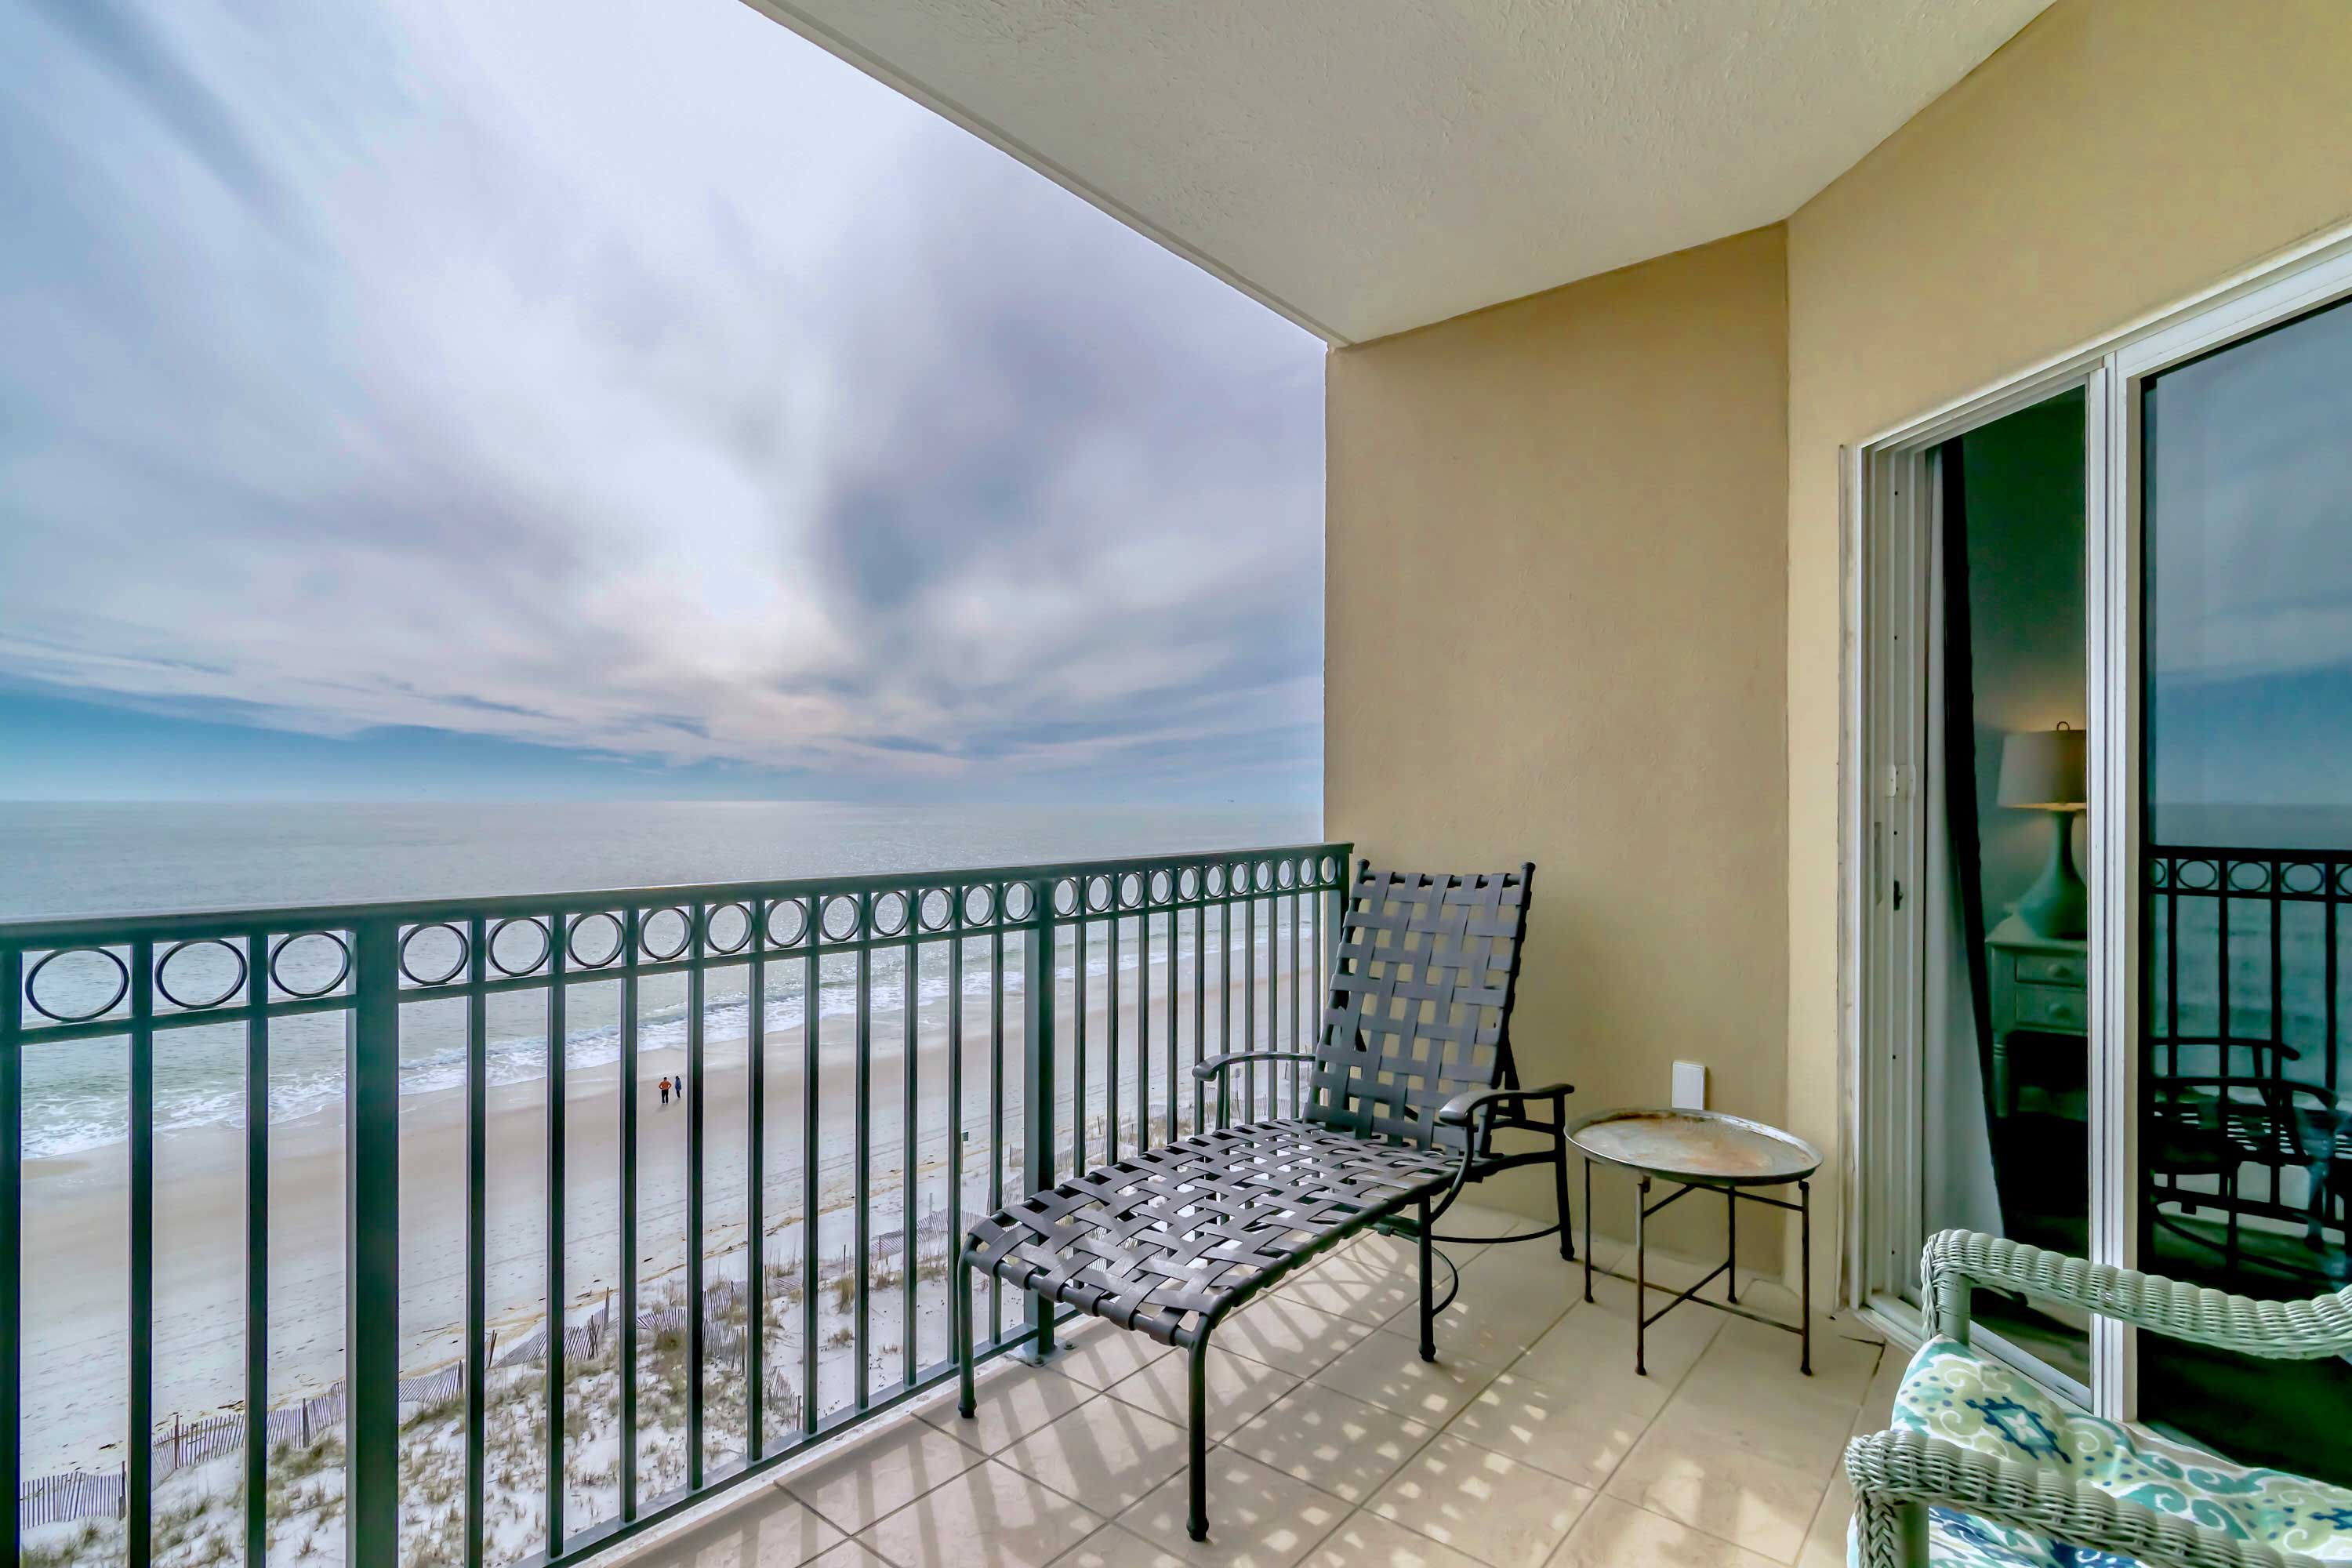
[2, 841, 1351, 1566]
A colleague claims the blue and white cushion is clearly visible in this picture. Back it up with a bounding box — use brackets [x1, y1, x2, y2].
[1850, 1336, 2352, 1565]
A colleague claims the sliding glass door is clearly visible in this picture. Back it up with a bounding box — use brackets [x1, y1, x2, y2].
[1864, 245, 2352, 1449]
[2136, 296, 2352, 1476]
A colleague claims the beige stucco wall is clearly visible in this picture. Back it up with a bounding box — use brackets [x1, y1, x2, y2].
[1325, 226, 1791, 1258]
[1784, 0, 2352, 1300]
[1324, 0, 2352, 1285]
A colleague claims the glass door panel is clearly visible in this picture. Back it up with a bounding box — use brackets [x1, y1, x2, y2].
[1922, 391, 2092, 1383]
[2141, 296, 2352, 1477]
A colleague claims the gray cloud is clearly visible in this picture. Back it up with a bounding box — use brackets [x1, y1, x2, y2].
[0, 0, 1323, 798]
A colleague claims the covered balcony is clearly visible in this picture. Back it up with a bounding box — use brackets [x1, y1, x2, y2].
[14, 2, 2352, 1566]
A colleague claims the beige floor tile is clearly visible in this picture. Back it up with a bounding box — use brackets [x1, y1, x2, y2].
[1218, 1296, 1374, 1373]
[1603, 1406, 1839, 1563]
[1311, 1334, 1499, 1425]
[1050, 1320, 1178, 1391]
[858, 1458, 1105, 1568]
[1456, 1237, 1584, 1302]
[1653, 1358, 1864, 1460]
[807, 1548, 891, 1568]
[1276, 1253, 1423, 1327]
[1849, 1347, 1911, 1439]
[1436, 1203, 1545, 1240]
[1796, 1472, 1853, 1568]
[1580, 1235, 1632, 1273]
[1548, 1496, 1788, 1568]
[1515, 1282, 1719, 1396]
[1442, 1369, 1651, 1491]
[787, 1417, 984, 1534]
[1051, 1523, 1192, 1567]
[1377, 1250, 1575, 1367]
[925, 1363, 1100, 1454]
[1304, 1512, 1492, 1568]
[1692, 1316, 1884, 1412]
[1116, 1449, 1348, 1568]
[1352, 1228, 1490, 1276]
[1228, 1382, 1436, 1503]
[1364, 1433, 1593, 1568]
[624, 1490, 848, 1566]
[1105, 1349, 1299, 1441]
[996, 1397, 1195, 1516]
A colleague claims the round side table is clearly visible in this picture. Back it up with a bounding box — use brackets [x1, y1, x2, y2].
[1565, 1108, 1823, 1377]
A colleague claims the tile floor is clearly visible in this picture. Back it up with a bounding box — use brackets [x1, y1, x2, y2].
[612, 1206, 1902, 1568]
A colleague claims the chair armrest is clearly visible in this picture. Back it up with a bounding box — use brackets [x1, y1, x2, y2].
[1190, 1051, 1316, 1083]
[1436, 1083, 1573, 1127]
[1846, 1428, 2317, 1568]
[1922, 1229, 2352, 1356]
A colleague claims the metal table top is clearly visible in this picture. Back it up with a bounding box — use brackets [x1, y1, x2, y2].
[1566, 1108, 1823, 1188]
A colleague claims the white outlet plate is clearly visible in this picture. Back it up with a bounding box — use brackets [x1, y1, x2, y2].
[1671, 1060, 1707, 1110]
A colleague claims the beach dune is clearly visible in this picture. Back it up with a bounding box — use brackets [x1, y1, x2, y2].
[20, 941, 1314, 1474]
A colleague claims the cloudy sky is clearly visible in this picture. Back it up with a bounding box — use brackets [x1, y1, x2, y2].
[0, 0, 1324, 805]
[2147, 295, 2352, 822]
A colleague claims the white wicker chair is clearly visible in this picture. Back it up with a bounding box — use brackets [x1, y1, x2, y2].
[1847, 1230, 2352, 1568]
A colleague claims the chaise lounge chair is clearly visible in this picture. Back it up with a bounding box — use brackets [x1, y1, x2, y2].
[954, 860, 1572, 1541]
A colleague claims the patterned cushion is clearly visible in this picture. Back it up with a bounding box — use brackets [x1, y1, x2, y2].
[1849, 1335, 2352, 1564]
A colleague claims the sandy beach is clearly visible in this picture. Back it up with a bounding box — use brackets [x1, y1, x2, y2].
[19, 934, 1315, 1475]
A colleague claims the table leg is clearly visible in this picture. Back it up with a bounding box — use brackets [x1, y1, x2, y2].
[1634, 1174, 1650, 1377]
[1581, 1158, 1594, 1305]
[1725, 1187, 1737, 1304]
[1799, 1178, 1813, 1377]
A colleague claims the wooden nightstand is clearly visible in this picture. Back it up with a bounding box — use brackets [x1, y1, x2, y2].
[1986, 913, 2089, 1116]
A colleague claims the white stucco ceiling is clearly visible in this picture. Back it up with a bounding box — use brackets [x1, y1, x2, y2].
[744, 1, 2051, 344]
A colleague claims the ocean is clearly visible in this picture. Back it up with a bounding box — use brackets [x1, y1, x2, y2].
[1, 800, 1322, 1159]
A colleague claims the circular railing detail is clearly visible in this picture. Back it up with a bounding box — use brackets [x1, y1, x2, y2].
[641, 908, 693, 962]
[768, 899, 811, 948]
[566, 912, 626, 970]
[706, 903, 753, 955]
[270, 932, 353, 1000]
[156, 937, 249, 1011]
[26, 946, 132, 1024]
[399, 924, 469, 987]
[1004, 883, 1035, 923]
[488, 917, 552, 978]
[820, 896, 861, 944]
[872, 891, 909, 939]
[963, 885, 994, 927]
[914, 888, 950, 933]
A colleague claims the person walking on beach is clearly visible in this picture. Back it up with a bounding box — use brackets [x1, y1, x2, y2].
[659, 1076, 671, 1107]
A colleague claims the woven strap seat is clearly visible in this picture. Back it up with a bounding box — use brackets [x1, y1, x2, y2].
[958, 861, 1563, 1543]
[964, 1119, 1466, 1346]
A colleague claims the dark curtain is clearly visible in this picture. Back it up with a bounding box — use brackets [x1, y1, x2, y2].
[1938, 440, 2002, 1156]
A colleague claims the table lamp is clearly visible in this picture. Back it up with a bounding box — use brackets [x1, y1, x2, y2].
[1998, 723, 2088, 938]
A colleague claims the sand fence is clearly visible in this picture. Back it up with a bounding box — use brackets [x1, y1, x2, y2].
[16, 1272, 788, 1534]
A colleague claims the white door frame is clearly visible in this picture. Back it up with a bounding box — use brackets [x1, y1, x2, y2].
[1850, 369, 2102, 1412]
[1843, 221, 2352, 1425]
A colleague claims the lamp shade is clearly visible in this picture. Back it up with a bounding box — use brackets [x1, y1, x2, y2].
[1997, 724, 2087, 810]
